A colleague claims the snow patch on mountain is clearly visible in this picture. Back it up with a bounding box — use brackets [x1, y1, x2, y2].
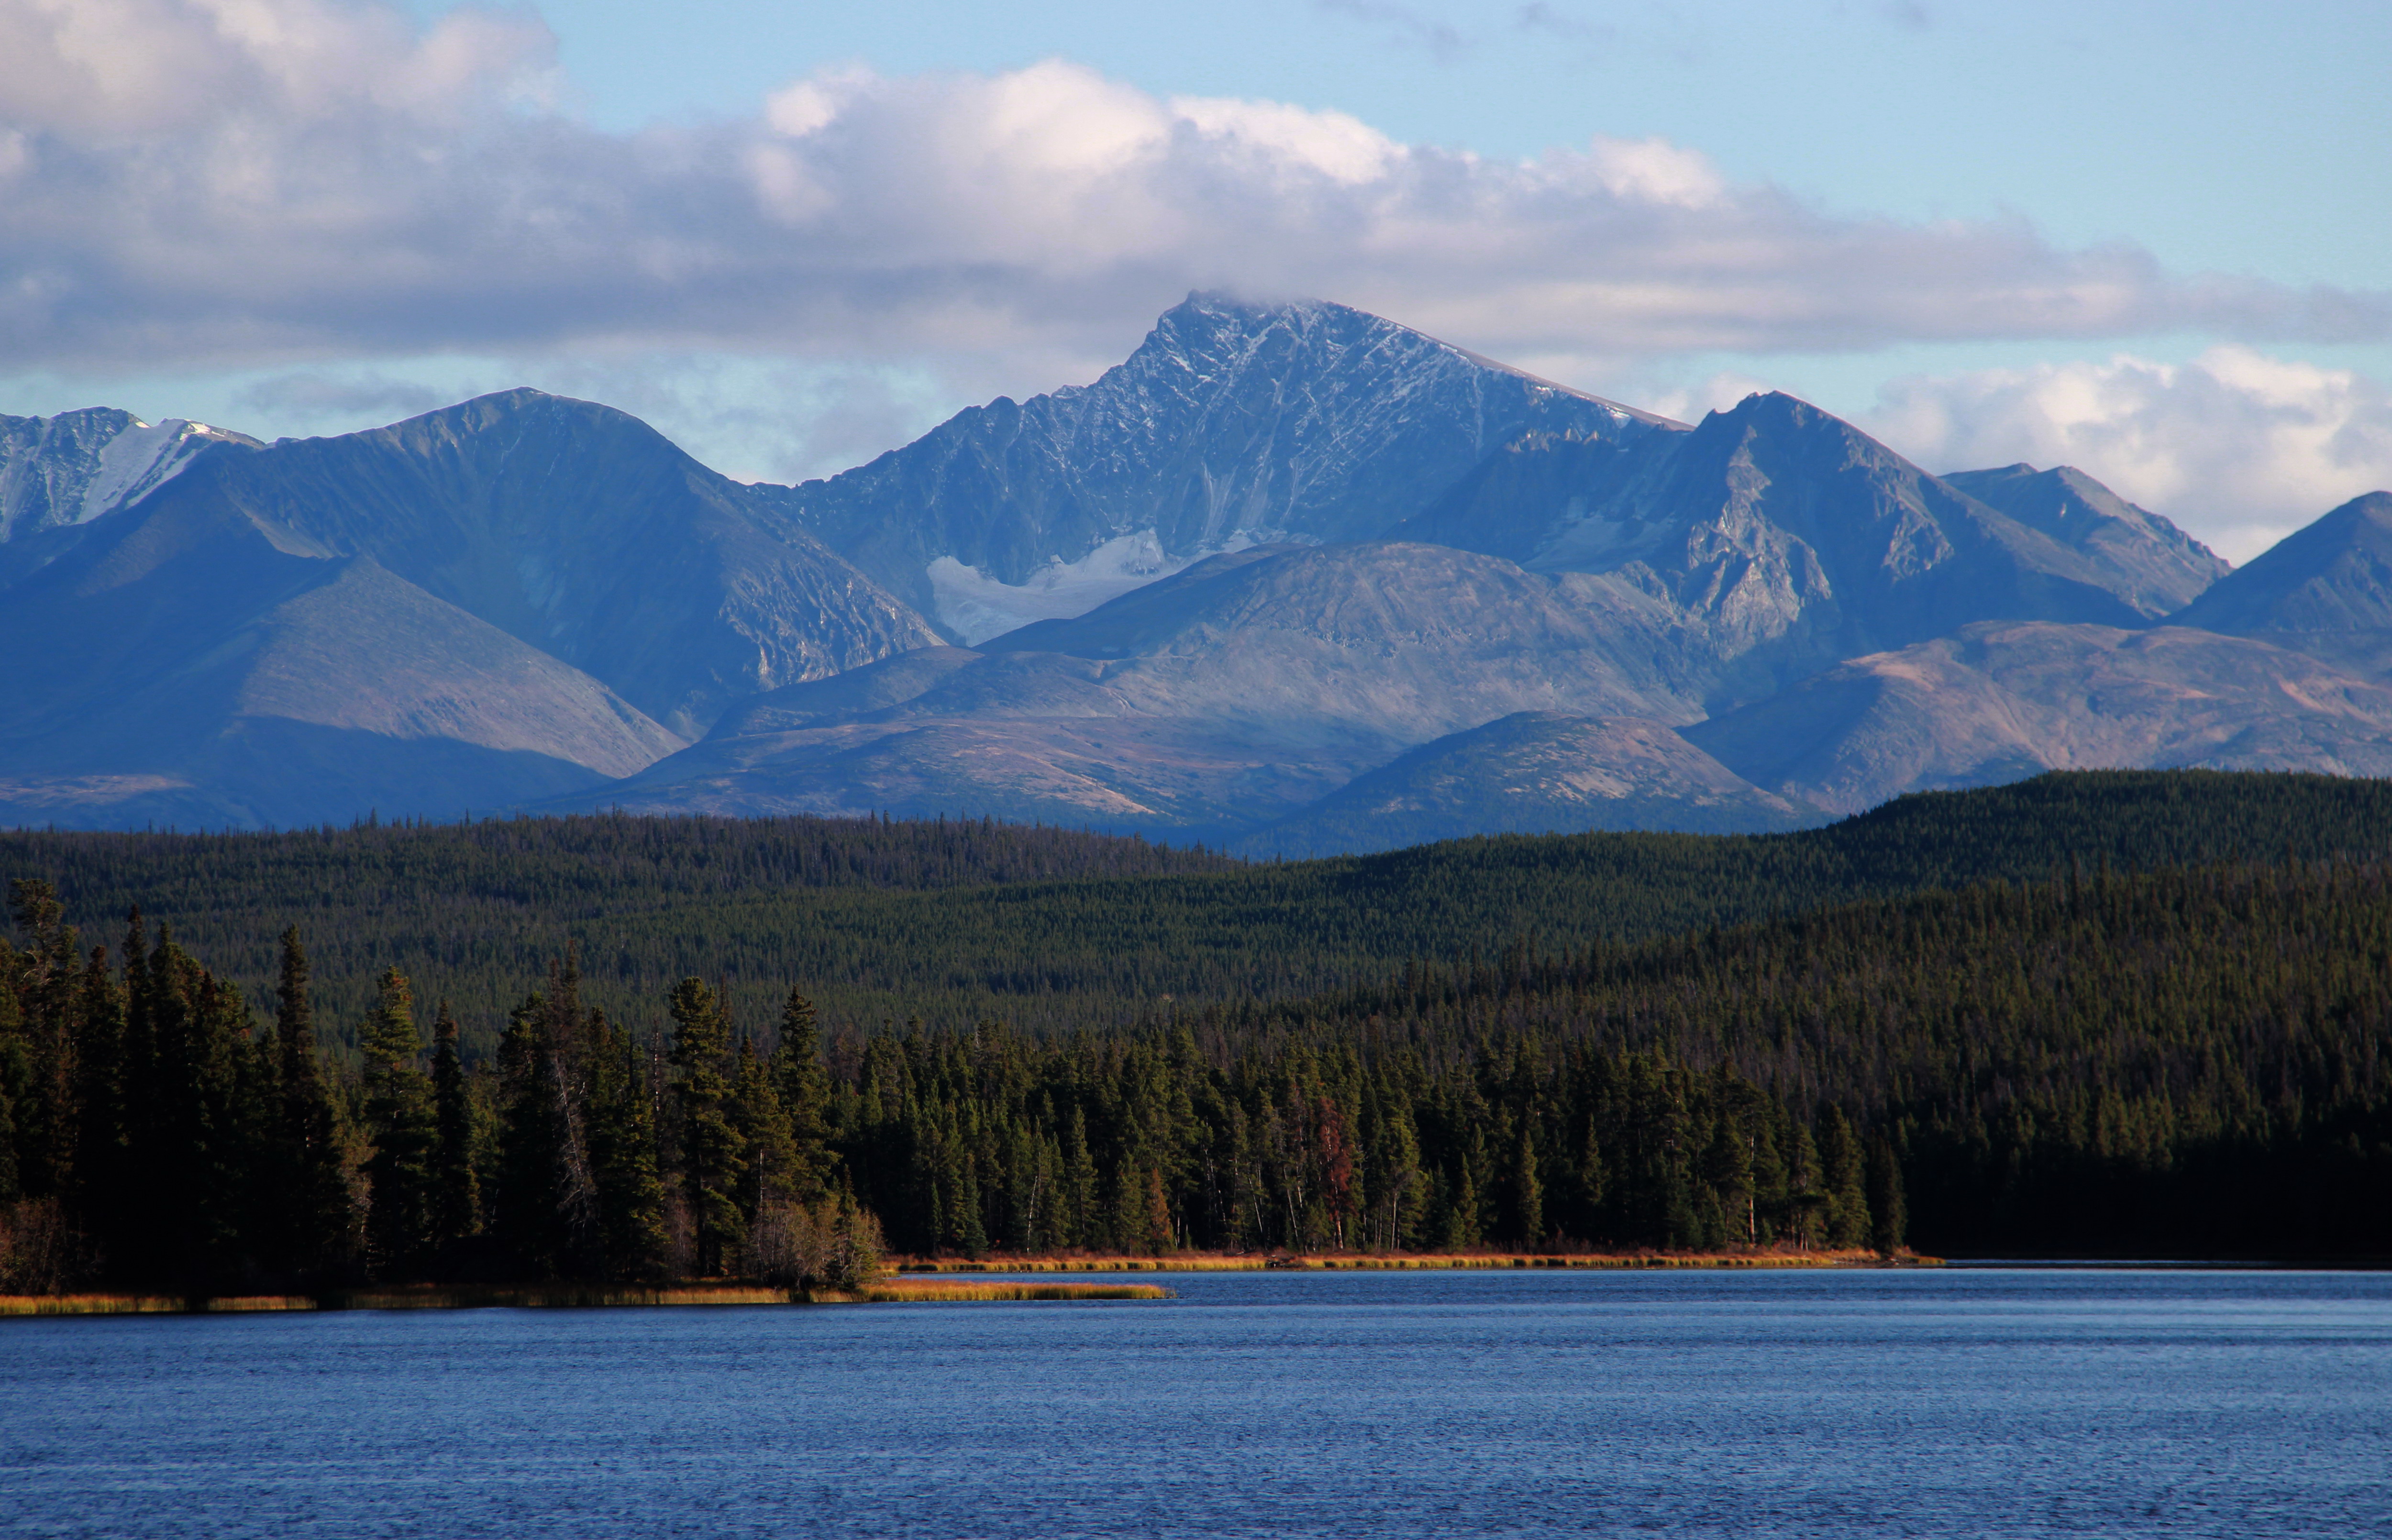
[928, 530, 1258, 644]
[78, 419, 233, 524]
[1, 408, 259, 543]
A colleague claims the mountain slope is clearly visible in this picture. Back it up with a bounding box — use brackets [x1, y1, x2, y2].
[1242, 712, 1812, 857]
[2165, 488, 2392, 657]
[122, 391, 938, 736]
[579, 540, 1714, 834]
[1397, 394, 2204, 704]
[1684, 621, 2392, 814]
[758, 292, 1680, 641]
[1940, 462, 2228, 616]
[0, 476, 686, 829]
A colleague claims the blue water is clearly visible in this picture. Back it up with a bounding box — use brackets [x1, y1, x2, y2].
[2, 1268, 2387, 1538]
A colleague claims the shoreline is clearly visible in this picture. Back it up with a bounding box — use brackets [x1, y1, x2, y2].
[0, 1280, 1173, 1316]
[893, 1248, 1936, 1273]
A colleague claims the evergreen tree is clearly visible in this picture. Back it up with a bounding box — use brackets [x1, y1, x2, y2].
[1512, 1124, 1544, 1248]
[1062, 1107, 1097, 1250]
[359, 968, 437, 1276]
[587, 1016, 667, 1280]
[668, 978, 746, 1276]
[769, 988, 837, 1203]
[1866, 1134, 1908, 1255]
[428, 1001, 481, 1249]
[1820, 1107, 1870, 1250]
[272, 927, 352, 1282]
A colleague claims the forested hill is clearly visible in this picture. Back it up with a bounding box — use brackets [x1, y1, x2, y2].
[4, 770, 2390, 1052]
[1246, 854, 2392, 1258]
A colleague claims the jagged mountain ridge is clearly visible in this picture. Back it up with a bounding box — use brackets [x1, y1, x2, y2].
[8, 292, 2391, 846]
[1396, 393, 2209, 707]
[754, 292, 1679, 642]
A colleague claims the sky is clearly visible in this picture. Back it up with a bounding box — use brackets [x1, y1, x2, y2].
[1, 0, 2386, 560]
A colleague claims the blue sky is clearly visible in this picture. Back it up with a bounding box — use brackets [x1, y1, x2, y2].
[3, 0, 2385, 556]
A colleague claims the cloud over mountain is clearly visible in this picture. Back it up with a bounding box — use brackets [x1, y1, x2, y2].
[3, 0, 2382, 375]
[1860, 348, 2392, 561]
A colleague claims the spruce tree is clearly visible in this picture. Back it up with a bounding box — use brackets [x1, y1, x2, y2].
[1512, 1124, 1544, 1249]
[732, 1040, 800, 1225]
[588, 1017, 667, 1281]
[1819, 1107, 1870, 1250]
[429, 1001, 481, 1250]
[668, 978, 746, 1276]
[769, 988, 837, 1203]
[359, 968, 437, 1276]
[1866, 1134, 1908, 1255]
[273, 927, 352, 1282]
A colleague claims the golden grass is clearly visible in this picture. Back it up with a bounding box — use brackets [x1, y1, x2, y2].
[836, 1280, 1172, 1303]
[2, 1250, 1935, 1317]
[331, 1285, 794, 1310]
[2, 1280, 1172, 1315]
[896, 1247, 1931, 1272]
[0, 1294, 319, 1315]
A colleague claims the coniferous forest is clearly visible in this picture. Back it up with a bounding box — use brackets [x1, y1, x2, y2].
[2, 770, 2388, 1293]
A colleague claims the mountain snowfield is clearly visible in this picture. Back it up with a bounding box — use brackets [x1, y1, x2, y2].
[0, 410, 262, 544]
[4, 294, 2388, 844]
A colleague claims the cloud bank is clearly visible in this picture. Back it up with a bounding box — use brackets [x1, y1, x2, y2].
[1860, 349, 2392, 562]
[4, 0, 2384, 375]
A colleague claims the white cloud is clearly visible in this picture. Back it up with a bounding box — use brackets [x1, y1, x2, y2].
[0, 0, 2384, 380]
[1860, 349, 2392, 561]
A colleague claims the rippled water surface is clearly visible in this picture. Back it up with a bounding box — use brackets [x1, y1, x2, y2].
[3, 1268, 2388, 1538]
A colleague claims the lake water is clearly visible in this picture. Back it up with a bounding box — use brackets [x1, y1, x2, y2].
[2, 1268, 2387, 1538]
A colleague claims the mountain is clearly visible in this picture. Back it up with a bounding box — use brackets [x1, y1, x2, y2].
[2166, 492, 2392, 677]
[105, 391, 940, 737]
[1241, 712, 1812, 857]
[1683, 621, 2392, 815]
[0, 408, 263, 545]
[0, 477, 686, 829]
[757, 292, 1680, 642]
[1940, 462, 2228, 616]
[1396, 395, 2206, 704]
[4, 296, 2380, 847]
[574, 541, 1715, 834]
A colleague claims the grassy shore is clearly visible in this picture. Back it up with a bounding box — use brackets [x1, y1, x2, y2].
[1, 1251, 1935, 1314]
[894, 1248, 1935, 1273]
[0, 1280, 1171, 1315]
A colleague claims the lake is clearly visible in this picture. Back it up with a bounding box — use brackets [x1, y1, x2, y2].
[3, 1268, 2387, 1537]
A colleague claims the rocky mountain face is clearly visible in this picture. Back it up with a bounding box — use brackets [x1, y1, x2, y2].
[1397, 393, 2196, 706]
[8, 295, 2389, 845]
[757, 292, 1677, 642]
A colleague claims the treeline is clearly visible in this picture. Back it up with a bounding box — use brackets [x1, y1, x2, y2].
[0, 880, 1887, 1293]
[11, 850, 2391, 1287]
[0, 885, 881, 1294]
[1252, 856, 2392, 1257]
[5, 771, 2387, 1054]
